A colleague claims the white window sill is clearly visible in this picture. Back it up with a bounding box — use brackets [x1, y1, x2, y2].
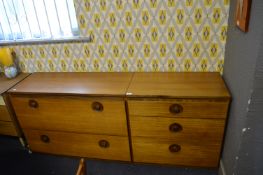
[0, 37, 91, 46]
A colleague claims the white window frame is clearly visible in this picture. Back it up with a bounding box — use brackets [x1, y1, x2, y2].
[0, 0, 90, 46]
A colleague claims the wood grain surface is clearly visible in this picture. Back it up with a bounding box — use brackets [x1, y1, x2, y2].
[0, 73, 30, 94]
[0, 121, 17, 136]
[11, 95, 128, 136]
[0, 105, 11, 121]
[128, 99, 229, 119]
[130, 116, 225, 141]
[8, 72, 133, 96]
[132, 136, 221, 167]
[0, 73, 29, 136]
[24, 129, 131, 161]
[127, 72, 230, 98]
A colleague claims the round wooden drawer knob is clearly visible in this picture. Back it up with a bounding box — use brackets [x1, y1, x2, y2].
[29, 100, 38, 109]
[98, 140, 110, 148]
[169, 144, 181, 153]
[169, 123, 183, 132]
[169, 104, 183, 114]
[92, 102, 103, 112]
[40, 135, 50, 143]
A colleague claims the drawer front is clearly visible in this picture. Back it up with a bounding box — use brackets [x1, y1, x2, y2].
[128, 100, 229, 119]
[24, 129, 131, 161]
[0, 105, 11, 121]
[0, 121, 17, 136]
[130, 117, 225, 142]
[132, 137, 221, 167]
[11, 96, 128, 136]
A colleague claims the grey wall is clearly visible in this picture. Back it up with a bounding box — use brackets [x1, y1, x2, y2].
[236, 36, 263, 175]
[222, 0, 263, 174]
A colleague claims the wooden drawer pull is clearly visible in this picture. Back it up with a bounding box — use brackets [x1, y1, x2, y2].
[169, 104, 183, 114]
[40, 135, 50, 143]
[92, 102, 103, 112]
[169, 144, 181, 153]
[29, 100, 38, 109]
[98, 140, 110, 148]
[169, 123, 183, 132]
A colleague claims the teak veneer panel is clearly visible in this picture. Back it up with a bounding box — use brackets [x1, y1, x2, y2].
[0, 73, 30, 94]
[8, 72, 133, 96]
[11, 95, 128, 136]
[0, 73, 30, 136]
[130, 117, 225, 142]
[0, 105, 11, 121]
[0, 121, 17, 136]
[132, 136, 221, 167]
[127, 72, 230, 98]
[128, 99, 229, 119]
[24, 129, 130, 161]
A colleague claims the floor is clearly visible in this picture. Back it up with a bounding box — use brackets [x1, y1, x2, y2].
[0, 136, 218, 175]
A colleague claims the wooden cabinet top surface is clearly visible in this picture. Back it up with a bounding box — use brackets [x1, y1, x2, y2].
[0, 73, 30, 95]
[8, 72, 230, 98]
[8, 72, 133, 96]
[128, 72, 230, 99]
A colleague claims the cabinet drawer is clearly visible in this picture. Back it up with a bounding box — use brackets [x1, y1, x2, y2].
[0, 121, 17, 136]
[24, 129, 131, 161]
[132, 137, 221, 167]
[130, 117, 225, 142]
[128, 100, 229, 119]
[0, 105, 11, 121]
[11, 96, 128, 136]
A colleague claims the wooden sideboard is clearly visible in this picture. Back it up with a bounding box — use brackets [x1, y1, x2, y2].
[7, 72, 230, 167]
[0, 73, 30, 136]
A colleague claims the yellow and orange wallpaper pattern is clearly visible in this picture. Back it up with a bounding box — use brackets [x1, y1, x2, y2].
[3, 0, 230, 73]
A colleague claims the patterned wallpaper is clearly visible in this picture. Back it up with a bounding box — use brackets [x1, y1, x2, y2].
[6, 0, 230, 73]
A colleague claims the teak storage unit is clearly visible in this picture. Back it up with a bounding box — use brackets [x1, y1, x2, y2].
[127, 73, 230, 167]
[0, 73, 30, 136]
[9, 73, 133, 162]
[8, 72, 230, 168]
